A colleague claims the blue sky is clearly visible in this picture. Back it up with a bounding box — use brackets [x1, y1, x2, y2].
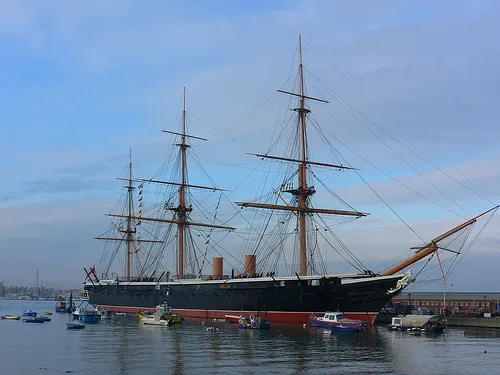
[1, 0, 499, 289]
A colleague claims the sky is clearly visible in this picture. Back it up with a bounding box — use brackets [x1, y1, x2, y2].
[0, 0, 499, 290]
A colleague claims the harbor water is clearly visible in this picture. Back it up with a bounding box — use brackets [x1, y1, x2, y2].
[1, 300, 499, 375]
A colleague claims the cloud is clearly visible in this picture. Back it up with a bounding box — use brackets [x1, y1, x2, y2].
[1, 0, 499, 289]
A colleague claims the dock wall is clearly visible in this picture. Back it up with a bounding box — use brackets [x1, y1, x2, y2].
[445, 316, 500, 329]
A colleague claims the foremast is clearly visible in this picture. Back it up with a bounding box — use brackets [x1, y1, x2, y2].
[236, 35, 367, 276]
[107, 88, 235, 280]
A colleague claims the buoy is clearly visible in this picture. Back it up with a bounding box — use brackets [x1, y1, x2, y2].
[303, 324, 306, 328]
[484, 350, 488, 354]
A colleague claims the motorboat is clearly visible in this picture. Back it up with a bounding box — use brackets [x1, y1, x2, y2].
[1, 315, 21, 320]
[67, 322, 85, 330]
[390, 314, 445, 333]
[239, 314, 270, 330]
[138, 303, 183, 326]
[23, 317, 45, 323]
[310, 312, 367, 332]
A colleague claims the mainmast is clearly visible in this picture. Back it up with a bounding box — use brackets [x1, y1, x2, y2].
[297, 35, 310, 276]
[236, 35, 367, 276]
[106, 88, 235, 280]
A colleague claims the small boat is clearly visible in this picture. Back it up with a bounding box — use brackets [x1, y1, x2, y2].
[72, 307, 82, 320]
[79, 310, 100, 323]
[1, 315, 21, 320]
[55, 300, 67, 313]
[390, 314, 445, 333]
[39, 315, 52, 322]
[239, 314, 270, 330]
[138, 302, 183, 327]
[310, 312, 367, 332]
[23, 317, 45, 323]
[225, 314, 243, 323]
[67, 322, 85, 330]
[43, 312, 53, 316]
[22, 309, 37, 317]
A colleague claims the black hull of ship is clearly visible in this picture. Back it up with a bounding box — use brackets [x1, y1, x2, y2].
[85, 273, 404, 325]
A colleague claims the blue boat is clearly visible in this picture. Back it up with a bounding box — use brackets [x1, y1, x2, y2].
[22, 309, 37, 317]
[310, 312, 367, 332]
[23, 317, 45, 323]
[79, 310, 100, 323]
[239, 314, 270, 330]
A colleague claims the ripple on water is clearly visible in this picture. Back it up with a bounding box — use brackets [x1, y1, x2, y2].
[1, 301, 500, 375]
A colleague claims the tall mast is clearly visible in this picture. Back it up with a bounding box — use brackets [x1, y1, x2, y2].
[178, 87, 188, 279]
[236, 34, 367, 276]
[126, 147, 133, 279]
[106, 88, 235, 280]
[297, 34, 309, 276]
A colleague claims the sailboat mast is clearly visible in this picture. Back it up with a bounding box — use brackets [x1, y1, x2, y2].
[297, 34, 309, 276]
[178, 87, 188, 279]
[126, 148, 133, 280]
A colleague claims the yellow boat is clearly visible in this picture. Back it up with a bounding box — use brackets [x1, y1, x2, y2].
[44, 312, 53, 316]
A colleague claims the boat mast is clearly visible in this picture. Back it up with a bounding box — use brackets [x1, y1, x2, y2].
[126, 147, 133, 280]
[96, 149, 164, 279]
[236, 35, 367, 276]
[106, 88, 235, 280]
[381, 205, 499, 276]
[178, 87, 188, 279]
[297, 35, 310, 276]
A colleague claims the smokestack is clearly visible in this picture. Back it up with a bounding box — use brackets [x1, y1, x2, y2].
[244, 254, 256, 275]
[213, 257, 223, 278]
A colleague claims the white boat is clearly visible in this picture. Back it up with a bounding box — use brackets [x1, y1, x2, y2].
[72, 307, 82, 320]
[138, 303, 183, 326]
[390, 314, 445, 333]
[1, 315, 21, 320]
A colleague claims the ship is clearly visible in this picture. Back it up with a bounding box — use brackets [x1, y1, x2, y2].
[84, 36, 498, 325]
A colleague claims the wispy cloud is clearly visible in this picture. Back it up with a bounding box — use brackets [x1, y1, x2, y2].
[1, 0, 499, 287]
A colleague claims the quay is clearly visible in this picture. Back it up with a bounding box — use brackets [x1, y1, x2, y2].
[382, 291, 500, 329]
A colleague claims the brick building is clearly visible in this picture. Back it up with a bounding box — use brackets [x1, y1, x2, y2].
[392, 292, 500, 313]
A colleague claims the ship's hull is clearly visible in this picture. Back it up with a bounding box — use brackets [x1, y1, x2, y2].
[84, 273, 405, 325]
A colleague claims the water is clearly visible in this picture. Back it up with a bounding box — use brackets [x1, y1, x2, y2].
[1, 300, 499, 374]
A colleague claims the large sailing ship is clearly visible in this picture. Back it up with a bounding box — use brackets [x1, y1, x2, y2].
[84, 37, 497, 324]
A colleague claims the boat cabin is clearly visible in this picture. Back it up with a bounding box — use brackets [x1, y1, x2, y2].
[320, 312, 344, 322]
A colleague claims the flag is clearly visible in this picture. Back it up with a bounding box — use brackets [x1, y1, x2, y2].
[138, 196, 143, 201]
[134, 248, 141, 254]
[139, 190, 142, 196]
[137, 220, 141, 226]
[138, 183, 144, 189]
